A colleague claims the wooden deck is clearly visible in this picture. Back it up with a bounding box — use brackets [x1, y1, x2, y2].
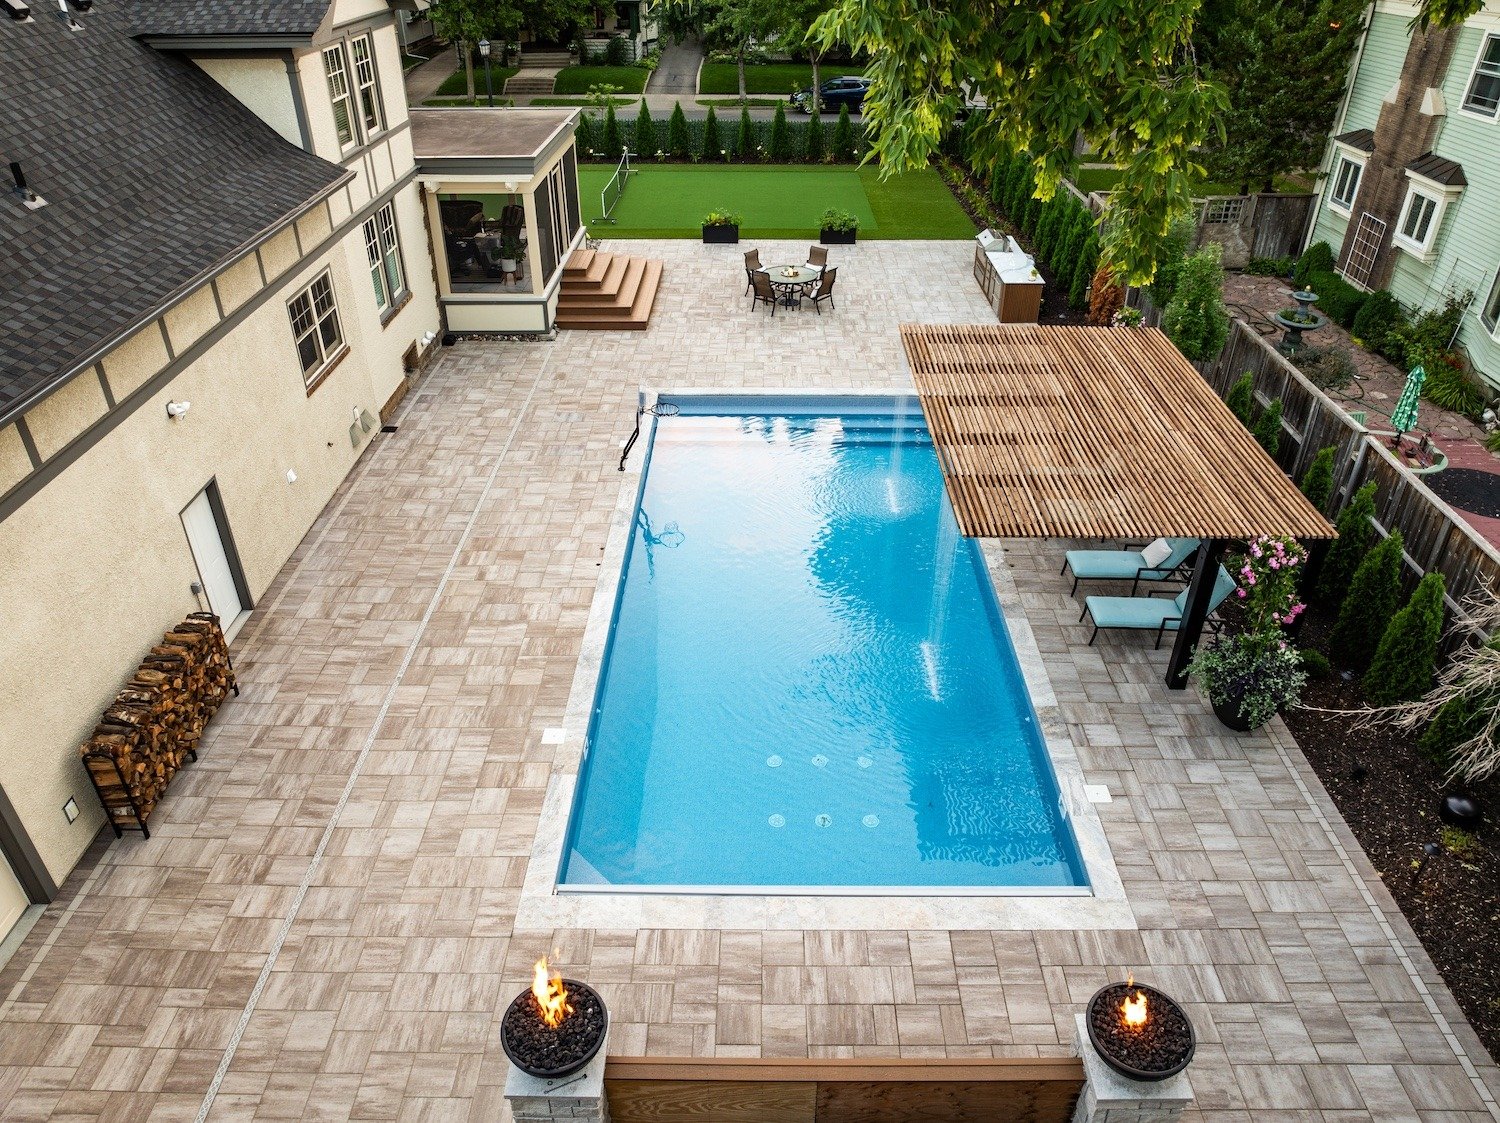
[901, 323, 1336, 540]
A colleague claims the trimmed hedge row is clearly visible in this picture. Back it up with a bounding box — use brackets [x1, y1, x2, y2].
[577, 103, 871, 163]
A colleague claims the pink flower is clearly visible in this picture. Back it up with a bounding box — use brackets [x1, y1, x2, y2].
[1269, 558, 1280, 569]
[1247, 574, 1257, 585]
[1237, 588, 1248, 599]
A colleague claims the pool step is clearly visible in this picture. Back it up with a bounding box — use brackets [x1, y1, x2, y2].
[557, 249, 662, 331]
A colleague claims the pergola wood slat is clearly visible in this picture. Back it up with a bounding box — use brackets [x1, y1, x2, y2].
[902, 324, 1336, 541]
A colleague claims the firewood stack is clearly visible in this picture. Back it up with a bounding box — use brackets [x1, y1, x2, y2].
[80, 612, 237, 838]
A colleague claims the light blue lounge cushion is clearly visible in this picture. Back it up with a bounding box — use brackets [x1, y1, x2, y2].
[1065, 537, 1199, 581]
[1086, 565, 1237, 631]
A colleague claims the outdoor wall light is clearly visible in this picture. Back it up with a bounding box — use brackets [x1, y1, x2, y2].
[421, 329, 437, 347]
[165, 400, 191, 419]
[286, 469, 297, 484]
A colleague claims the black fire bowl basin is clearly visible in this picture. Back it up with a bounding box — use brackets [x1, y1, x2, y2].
[501, 979, 608, 1079]
[1086, 982, 1195, 1082]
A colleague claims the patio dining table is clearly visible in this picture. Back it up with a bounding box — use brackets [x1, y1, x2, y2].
[766, 264, 819, 308]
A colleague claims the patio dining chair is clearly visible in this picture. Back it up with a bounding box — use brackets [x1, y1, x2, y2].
[1080, 565, 1237, 648]
[801, 245, 829, 293]
[749, 269, 778, 316]
[744, 248, 762, 294]
[807, 266, 837, 314]
[1061, 537, 1200, 596]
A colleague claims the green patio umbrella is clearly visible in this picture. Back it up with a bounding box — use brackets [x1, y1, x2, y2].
[1390, 365, 1425, 436]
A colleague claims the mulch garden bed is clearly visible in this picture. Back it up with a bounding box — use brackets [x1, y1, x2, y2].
[1282, 607, 1499, 1060]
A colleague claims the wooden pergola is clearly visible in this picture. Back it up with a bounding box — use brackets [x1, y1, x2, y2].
[901, 323, 1335, 687]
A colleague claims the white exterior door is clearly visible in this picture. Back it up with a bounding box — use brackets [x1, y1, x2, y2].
[181, 488, 244, 632]
[0, 854, 26, 944]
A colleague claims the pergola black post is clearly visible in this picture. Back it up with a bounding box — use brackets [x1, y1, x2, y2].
[1166, 538, 1228, 689]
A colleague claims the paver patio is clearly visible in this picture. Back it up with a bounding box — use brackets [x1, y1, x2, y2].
[1, 240, 1496, 1120]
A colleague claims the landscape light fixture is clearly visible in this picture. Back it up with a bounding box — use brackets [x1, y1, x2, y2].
[478, 39, 494, 107]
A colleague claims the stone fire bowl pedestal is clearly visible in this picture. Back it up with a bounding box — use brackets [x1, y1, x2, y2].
[505, 1027, 612, 1123]
[1072, 1014, 1194, 1122]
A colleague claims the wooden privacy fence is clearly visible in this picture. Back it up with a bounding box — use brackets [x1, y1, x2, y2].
[1205, 319, 1500, 616]
[604, 1057, 1084, 1123]
[1073, 185, 1314, 269]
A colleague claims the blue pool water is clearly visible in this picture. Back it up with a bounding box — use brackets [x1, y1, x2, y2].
[560, 397, 1087, 891]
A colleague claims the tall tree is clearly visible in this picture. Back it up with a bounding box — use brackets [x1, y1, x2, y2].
[1194, 0, 1366, 193]
[768, 0, 837, 101]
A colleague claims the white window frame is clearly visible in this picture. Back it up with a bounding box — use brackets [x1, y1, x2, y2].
[1482, 265, 1500, 338]
[1392, 173, 1461, 262]
[363, 202, 407, 314]
[288, 271, 346, 389]
[1327, 147, 1366, 216]
[351, 34, 385, 138]
[1460, 31, 1500, 121]
[323, 46, 358, 151]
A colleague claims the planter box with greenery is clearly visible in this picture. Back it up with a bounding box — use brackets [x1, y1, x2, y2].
[701, 210, 742, 243]
[819, 208, 858, 244]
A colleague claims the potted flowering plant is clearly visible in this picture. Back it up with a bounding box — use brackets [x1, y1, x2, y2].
[1188, 535, 1309, 732]
[701, 209, 742, 243]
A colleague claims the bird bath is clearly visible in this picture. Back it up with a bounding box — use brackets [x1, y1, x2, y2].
[1274, 290, 1327, 355]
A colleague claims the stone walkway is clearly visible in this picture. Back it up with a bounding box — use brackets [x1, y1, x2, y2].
[403, 47, 459, 106]
[0, 242, 1496, 1120]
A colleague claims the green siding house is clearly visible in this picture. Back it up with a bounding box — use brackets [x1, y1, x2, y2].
[1308, 2, 1500, 391]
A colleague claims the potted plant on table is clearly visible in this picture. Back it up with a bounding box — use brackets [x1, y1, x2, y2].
[701, 209, 742, 244]
[1188, 535, 1309, 732]
[819, 208, 859, 245]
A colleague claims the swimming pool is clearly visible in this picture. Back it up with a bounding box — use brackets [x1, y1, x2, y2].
[559, 396, 1087, 892]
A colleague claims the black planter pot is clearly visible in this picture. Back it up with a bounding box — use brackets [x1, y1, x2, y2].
[1211, 689, 1258, 733]
[820, 227, 856, 245]
[702, 224, 739, 244]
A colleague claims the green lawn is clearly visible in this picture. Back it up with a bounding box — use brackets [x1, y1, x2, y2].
[576, 164, 975, 239]
[698, 62, 866, 96]
[434, 65, 519, 97]
[553, 65, 650, 94]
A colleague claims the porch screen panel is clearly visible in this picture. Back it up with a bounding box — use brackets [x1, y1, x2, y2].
[536, 180, 559, 283]
[563, 148, 581, 238]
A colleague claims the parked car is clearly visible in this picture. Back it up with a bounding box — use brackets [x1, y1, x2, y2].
[790, 76, 870, 114]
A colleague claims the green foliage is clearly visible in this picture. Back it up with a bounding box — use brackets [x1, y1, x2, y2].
[1330, 530, 1405, 671]
[1020, 189, 1041, 236]
[1162, 243, 1229, 362]
[736, 106, 756, 160]
[767, 101, 791, 161]
[1299, 446, 1337, 514]
[1246, 255, 1295, 276]
[701, 209, 743, 226]
[1294, 241, 1334, 288]
[1252, 398, 1283, 457]
[575, 110, 597, 155]
[553, 65, 648, 93]
[1422, 687, 1486, 765]
[819, 208, 859, 232]
[1300, 648, 1332, 679]
[602, 103, 622, 158]
[1294, 345, 1356, 392]
[1364, 571, 1445, 704]
[1034, 199, 1063, 262]
[1316, 481, 1377, 605]
[1008, 160, 1034, 222]
[1055, 209, 1092, 280]
[604, 33, 630, 66]
[1146, 218, 1194, 308]
[1388, 293, 1467, 370]
[1487, 429, 1500, 454]
[1440, 824, 1481, 857]
[803, 112, 825, 163]
[1068, 233, 1100, 311]
[700, 106, 723, 161]
[831, 103, 856, 162]
[633, 99, 656, 155]
[1195, 0, 1366, 193]
[1350, 290, 1405, 356]
[1421, 353, 1488, 421]
[1304, 269, 1366, 328]
[667, 102, 691, 158]
[1225, 372, 1255, 425]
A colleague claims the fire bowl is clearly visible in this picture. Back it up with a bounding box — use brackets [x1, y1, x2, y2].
[501, 979, 608, 1079]
[1086, 982, 1195, 1082]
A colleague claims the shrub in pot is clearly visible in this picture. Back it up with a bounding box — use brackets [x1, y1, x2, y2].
[701, 209, 742, 243]
[819, 208, 858, 244]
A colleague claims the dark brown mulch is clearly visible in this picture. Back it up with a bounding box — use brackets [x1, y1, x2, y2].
[1282, 608, 1499, 1060]
[1428, 468, 1500, 520]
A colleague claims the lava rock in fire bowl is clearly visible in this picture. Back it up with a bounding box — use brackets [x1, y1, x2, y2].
[1086, 982, 1195, 1082]
[502, 980, 608, 1078]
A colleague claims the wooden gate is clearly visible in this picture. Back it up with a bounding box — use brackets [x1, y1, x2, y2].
[605, 1057, 1084, 1123]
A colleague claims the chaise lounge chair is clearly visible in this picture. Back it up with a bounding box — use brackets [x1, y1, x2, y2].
[1081, 565, 1237, 648]
[1061, 537, 1200, 596]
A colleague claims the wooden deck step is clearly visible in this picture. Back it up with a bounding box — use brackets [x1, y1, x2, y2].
[556, 253, 662, 331]
[558, 257, 643, 311]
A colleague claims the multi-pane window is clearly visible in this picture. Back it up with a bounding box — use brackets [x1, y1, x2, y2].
[1329, 154, 1363, 212]
[1483, 267, 1500, 335]
[288, 272, 344, 385]
[323, 47, 356, 148]
[351, 35, 384, 136]
[1396, 186, 1441, 253]
[1462, 34, 1500, 118]
[364, 202, 405, 312]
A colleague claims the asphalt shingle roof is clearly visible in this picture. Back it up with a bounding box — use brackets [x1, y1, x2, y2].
[0, 3, 349, 426]
[130, 0, 333, 39]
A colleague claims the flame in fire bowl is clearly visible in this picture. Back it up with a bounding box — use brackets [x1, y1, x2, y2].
[1086, 981, 1195, 1082]
[501, 962, 608, 1079]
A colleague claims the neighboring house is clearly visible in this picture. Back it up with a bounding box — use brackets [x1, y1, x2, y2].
[577, 0, 658, 61]
[1307, 0, 1500, 390]
[0, 0, 441, 930]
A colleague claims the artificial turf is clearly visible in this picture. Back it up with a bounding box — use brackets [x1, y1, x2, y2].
[576, 164, 975, 239]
